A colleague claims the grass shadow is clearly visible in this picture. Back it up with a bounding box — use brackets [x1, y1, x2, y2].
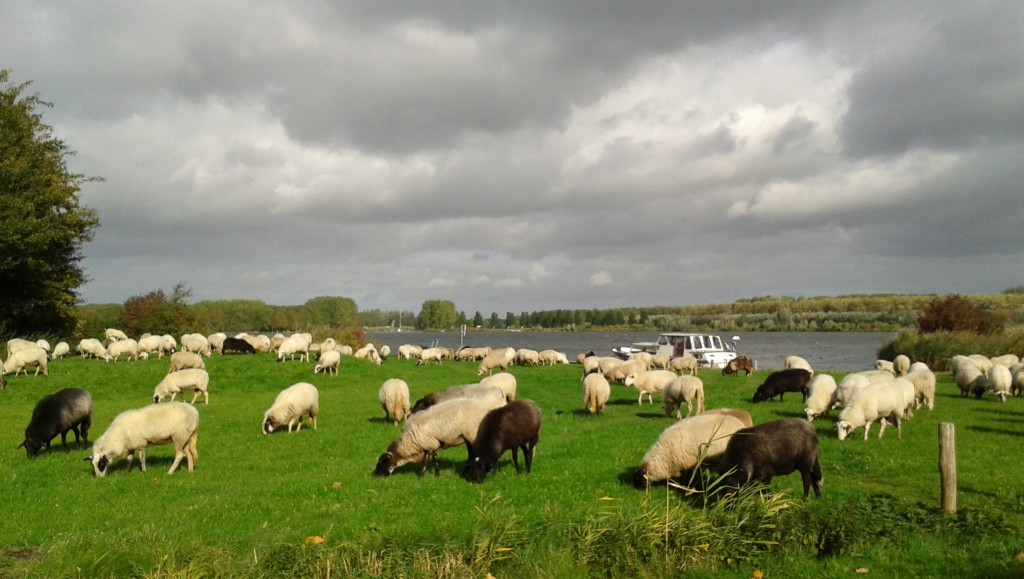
[965, 425, 1024, 438]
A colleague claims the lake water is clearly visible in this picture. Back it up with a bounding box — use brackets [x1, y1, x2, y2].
[366, 330, 897, 372]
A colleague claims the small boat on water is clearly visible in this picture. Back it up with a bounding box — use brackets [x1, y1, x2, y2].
[611, 332, 739, 369]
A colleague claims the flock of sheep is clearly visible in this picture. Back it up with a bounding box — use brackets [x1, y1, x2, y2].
[5, 329, 1023, 498]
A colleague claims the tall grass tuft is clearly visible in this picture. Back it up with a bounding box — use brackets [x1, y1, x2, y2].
[880, 327, 1024, 369]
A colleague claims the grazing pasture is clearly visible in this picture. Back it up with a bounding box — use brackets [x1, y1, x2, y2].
[0, 352, 1021, 577]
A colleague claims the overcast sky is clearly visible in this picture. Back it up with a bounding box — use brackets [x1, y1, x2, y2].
[4, 2, 1022, 314]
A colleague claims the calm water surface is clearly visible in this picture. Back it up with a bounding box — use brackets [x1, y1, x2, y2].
[367, 330, 896, 372]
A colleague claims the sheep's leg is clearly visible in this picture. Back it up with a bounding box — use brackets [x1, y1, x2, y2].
[126, 451, 136, 472]
[878, 418, 888, 439]
[525, 442, 536, 473]
[432, 452, 442, 477]
[863, 421, 872, 441]
[637, 392, 643, 405]
[418, 451, 431, 478]
[168, 448, 185, 475]
[310, 412, 317, 431]
[511, 448, 521, 473]
[894, 415, 902, 440]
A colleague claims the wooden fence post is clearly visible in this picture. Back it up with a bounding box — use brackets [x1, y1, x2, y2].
[938, 422, 957, 514]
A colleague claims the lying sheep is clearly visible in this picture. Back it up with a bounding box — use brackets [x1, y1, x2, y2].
[633, 410, 750, 488]
[583, 373, 611, 415]
[480, 372, 517, 402]
[988, 364, 1012, 403]
[262, 382, 320, 434]
[108, 338, 140, 362]
[467, 400, 542, 483]
[153, 368, 210, 405]
[784, 355, 813, 375]
[722, 356, 754, 377]
[752, 369, 811, 403]
[717, 418, 823, 499]
[624, 369, 678, 405]
[379, 378, 411, 426]
[374, 396, 505, 477]
[3, 347, 49, 377]
[20, 388, 93, 458]
[836, 379, 913, 441]
[904, 362, 936, 410]
[168, 351, 205, 373]
[668, 355, 698, 376]
[88, 402, 199, 477]
[803, 374, 838, 422]
[314, 350, 341, 376]
[663, 375, 705, 419]
[477, 348, 515, 376]
[893, 355, 910, 376]
[411, 384, 506, 414]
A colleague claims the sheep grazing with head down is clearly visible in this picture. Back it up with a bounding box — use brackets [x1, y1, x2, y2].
[108, 338, 140, 362]
[752, 369, 812, 403]
[903, 362, 936, 410]
[583, 373, 611, 415]
[835, 379, 913, 441]
[314, 350, 341, 376]
[20, 388, 93, 458]
[262, 382, 320, 434]
[51, 341, 71, 360]
[722, 356, 754, 377]
[716, 418, 823, 499]
[477, 348, 516, 375]
[803, 374, 838, 422]
[411, 384, 506, 414]
[874, 359, 895, 374]
[375, 396, 506, 478]
[954, 361, 987, 399]
[988, 364, 1012, 403]
[662, 375, 705, 420]
[3, 347, 49, 377]
[168, 351, 205, 374]
[1010, 363, 1024, 398]
[467, 400, 542, 483]
[153, 368, 210, 405]
[892, 355, 911, 376]
[221, 337, 256, 355]
[379, 378, 411, 426]
[633, 409, 752, 489]
[669, 355, 698, 376]
[88, 402, 199, 477]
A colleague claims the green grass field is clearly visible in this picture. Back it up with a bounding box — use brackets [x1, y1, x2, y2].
[0, 352, 1021, 577]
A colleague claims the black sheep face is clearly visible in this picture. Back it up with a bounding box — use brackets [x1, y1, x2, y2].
[374, 452, 395, 477]
[262, 419, 274, 435]
[751, 389, 768, 403]
[468, 458, 492, 483]
[632, 467, 650, 489]
[20, 439, 45, 458]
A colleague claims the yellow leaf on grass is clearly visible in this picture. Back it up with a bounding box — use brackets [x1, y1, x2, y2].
[855, 568, 869, 574]
[304, 536, 325, 545]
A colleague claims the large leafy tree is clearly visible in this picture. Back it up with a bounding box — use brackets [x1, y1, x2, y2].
[0, 70, 100, 336]
[418, 300, 456, 330]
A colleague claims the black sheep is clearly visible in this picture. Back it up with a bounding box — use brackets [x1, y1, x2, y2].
[221, 337, 256, 355]
[19, 388, 93, 458]
[751, 368, 811, 403]
[716, 418, 822, 499]
[467, 400, 542, 483]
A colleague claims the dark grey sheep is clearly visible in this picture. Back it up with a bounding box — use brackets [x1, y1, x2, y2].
[20, 388, 93, 458]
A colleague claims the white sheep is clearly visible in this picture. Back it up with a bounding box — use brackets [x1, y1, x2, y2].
[262, 382, 319, 434]
[398, 344, 422, 360]
[629, 351, 654, 369]
[412, 384, 507, 413]
[314, 350, 341, 376]
[892, 355, 911, 376]
[990, 354, 1019, 368]
[903, 362, 936, 410]
[967, 354, 992, 377]
[668, 355, 698, 376]
[3, 347, 49, 377]
[207, 333, 227, 354]
[335, 344, 354, 356]
[6, 338, 38, 355]
[834, 369, 896, 409]
[180, 334, 212, 357]
[51, 341, 70, 360]
[108, 338, 140, 362]
[580, 355, 603, 381]
[650, 354, 671, 370]
[597, 356, 624, 376]
[1009, 363, 1024, 398]
[582, 373, 610, 415]
[354, 343, 378, 360]
[633, 410, 751, 488]
[138, 335, 169, 359]
[379, 345, 391, 360]
[379, 378, 411, 426]
[606, 359, 648, 384]
[104, 328, 129, 343]
[538, 349, 569, 366]
[662, 375, 705, 419]
[803, 374, 838, 422]
[835, 379, 914, 441]
[168, 351, 205, 373]
[480, 372, 518, 402]
[875, 359, 895, 373]
[277, 335, 310, 363]
[477, 348, 515, 376]
[153, 368, 210, 405]
[34, 339, 51, 353]
[515, 348, 540, 366]
[88, 402, 199, 477]
[624, 369, 678, 405]
[77, 338, 112, 362]
[161, 334, 178, 354]
[785, 355, 814, 375]
[418, 347, 446, 366]
[374, 396, 506, 477]
[954, 362, 987, 398]
[988, 364, 1012, 403]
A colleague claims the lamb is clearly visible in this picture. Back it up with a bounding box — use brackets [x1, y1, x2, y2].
[168, 351, 205, 373]
[988, 364, 1012, 403]
[893, 355, 911, 376]
[477, 348, 515, 376]
[874, 359, 895, 373]
[751, 369, 812, 403]
[663, 375, 705, 419]
[716, 418, 823, 499]
[77, 338, 112, 362]
[480, 372, 518, 402]
[378, 378, 411, 426]
[411, 384, 506, 414]
[153, 368, 210, 405]
[51, 341, 71, 360]
[262, 382, 320, 434]
[108, 338, 140, 362]
[903, 362, 936, 410]
[784, 355, 813, 375]
[722, 356, 754, 377]
[277, 335, 310, 363]
[668, 355, 698, 376]
[632, 411, 750, 488]
[3, 347, 49, 377]
[221, 337, 256, 355]
[374, 396, 506, 477]
[314, 350, 341, 376]
[803, 374, 838, 422]
[835, 379, 914, 441]
[583, 373, 611, 415]
[20, 388, 93, 458]
[467, 400, 542, 483]
[624, 369, 678, 405]
[538, 349, 569, 366]
[954, 362, 988, 399]
[88, 402, 199, 477]
[180, 334, 212, 357]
